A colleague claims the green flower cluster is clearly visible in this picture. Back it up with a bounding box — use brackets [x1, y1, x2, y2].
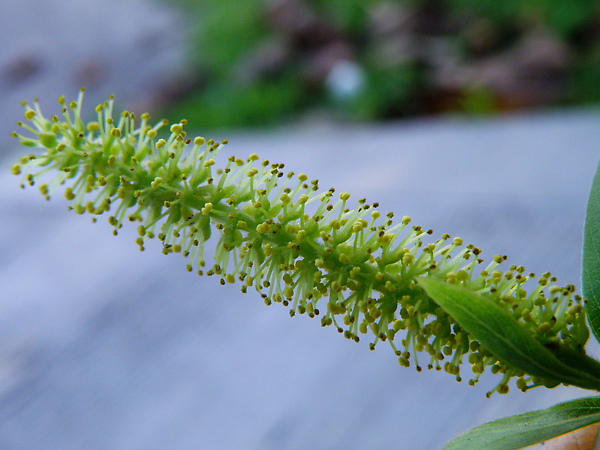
[12, 90, 590, 396]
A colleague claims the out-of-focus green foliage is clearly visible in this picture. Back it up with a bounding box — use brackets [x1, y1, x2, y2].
[164, 0, 600, 128]
[183, 0, 268, 76]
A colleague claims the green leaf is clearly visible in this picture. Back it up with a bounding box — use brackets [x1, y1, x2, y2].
[417, 277, 600, 391]
[444, 396, 600, 450]
[583, 159, 600, 343]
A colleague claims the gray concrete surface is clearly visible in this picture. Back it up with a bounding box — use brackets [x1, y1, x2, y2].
[0, 0, 187, 147]
[2, 105, 600, 449]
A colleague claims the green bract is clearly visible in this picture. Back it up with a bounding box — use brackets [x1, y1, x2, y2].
[11, 90, 596, 397]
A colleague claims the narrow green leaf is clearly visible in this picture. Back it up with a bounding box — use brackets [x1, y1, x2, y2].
[444, 396, 600, 450]
[583, 159, 600, 343]
[417, 277, 600, 391]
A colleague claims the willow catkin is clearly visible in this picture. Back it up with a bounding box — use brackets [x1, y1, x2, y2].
[12, 90, 590, 396]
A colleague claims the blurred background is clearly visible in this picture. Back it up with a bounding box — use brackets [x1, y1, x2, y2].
[162, 0, 600, 128]
[1, 0, 599, 134]
[1, 0, 600, 449]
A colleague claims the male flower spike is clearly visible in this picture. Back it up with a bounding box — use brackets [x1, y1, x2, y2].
[12, 90, 594, 396]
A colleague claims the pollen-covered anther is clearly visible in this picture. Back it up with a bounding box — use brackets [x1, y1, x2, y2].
[64, 187, 76, 201]
[338, 253, 351, 265]
[256, 222, 271, 233]
[352, 220, 367, 233]
[170, 124, 183, 135]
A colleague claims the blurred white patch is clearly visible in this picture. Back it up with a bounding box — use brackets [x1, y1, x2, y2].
[325, 60, 365, 100]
